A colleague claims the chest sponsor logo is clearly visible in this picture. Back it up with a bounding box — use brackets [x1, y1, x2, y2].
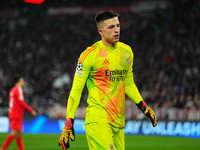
[105, 69, 127, 81]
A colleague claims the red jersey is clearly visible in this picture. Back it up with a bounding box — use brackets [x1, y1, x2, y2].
[8, 85, 33, 120]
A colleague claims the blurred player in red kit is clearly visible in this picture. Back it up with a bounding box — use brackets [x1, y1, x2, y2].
[1, 75, 37, 150]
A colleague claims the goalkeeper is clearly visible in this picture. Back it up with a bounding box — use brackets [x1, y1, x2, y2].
[58, 10, 157, 150]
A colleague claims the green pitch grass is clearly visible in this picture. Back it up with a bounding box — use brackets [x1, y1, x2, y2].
[0, 134, 200, 150]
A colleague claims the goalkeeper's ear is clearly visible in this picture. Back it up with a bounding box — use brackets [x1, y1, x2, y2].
[97, 28, 103, 36]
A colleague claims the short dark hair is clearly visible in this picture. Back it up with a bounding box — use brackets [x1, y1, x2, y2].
[13, 74, 22, 84]
[95, 10, 119, 28]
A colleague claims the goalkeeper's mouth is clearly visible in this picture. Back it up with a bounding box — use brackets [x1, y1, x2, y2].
[114, 34, 119, 39]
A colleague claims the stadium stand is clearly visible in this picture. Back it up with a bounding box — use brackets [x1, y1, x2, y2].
[0, 0, 199, 120]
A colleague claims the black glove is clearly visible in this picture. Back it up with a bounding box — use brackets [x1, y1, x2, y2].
[136, 100, 157, 127]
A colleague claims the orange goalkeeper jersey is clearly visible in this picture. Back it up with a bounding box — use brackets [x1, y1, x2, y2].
[66, 40, 143, 128]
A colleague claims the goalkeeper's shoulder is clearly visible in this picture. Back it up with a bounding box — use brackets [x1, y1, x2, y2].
[118, 42, 133, 53]
[79, 42, 99, 63]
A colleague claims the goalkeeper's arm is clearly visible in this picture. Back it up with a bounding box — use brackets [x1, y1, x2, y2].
[124, 49, 156, 127]
[58, 48, 93, 149]
[125, 82, 157, 127]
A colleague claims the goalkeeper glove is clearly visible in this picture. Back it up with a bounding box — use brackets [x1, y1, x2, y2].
[58, 118, 75, 149]
[136, 100, 157, 127]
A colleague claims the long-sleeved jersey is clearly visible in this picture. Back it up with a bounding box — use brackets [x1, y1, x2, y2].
[9, 85, 33, 120]
[67, 40, 143, 128]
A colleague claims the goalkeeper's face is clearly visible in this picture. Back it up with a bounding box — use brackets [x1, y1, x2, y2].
[98, 17, 120, 47]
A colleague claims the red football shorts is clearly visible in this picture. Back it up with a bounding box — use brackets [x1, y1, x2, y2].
[10, 119, 23, 130]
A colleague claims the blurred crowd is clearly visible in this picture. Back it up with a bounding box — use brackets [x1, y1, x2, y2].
[0, 0, 200, 120]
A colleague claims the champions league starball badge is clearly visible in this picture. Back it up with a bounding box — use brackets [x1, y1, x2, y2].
[76, 62, 83, 71]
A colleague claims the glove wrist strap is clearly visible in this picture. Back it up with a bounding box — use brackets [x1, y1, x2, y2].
[65, 118, 74, 130]
[136, 100, 148, 113]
